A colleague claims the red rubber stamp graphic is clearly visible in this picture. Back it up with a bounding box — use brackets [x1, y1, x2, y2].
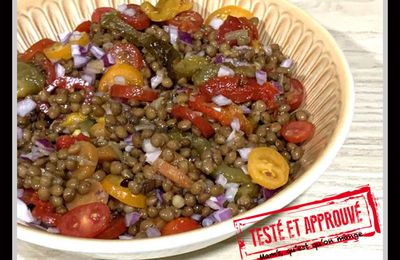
[233, 185, 381, 259]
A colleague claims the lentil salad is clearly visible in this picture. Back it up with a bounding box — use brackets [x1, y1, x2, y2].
[17, 0, 316, 239]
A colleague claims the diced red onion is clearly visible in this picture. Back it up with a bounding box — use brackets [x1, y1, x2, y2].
[59, 31, 72, 45]
[69, 31, 82, 41]
[225, 183, 239, 202]
[80, 44, 91, 55]
[263, 45, 272, 56]
[169, 25, 178, 45]
[124, 134, 133, 145]
[35, 139, 55, 152]
[196, 50, 205, 57]
[71, 44, 81, 56]
[191, 214, 202, 221]
[262, 188, 276, 201]
[212, 95, 232, 106]
[102, 53, 116, 67]
[17, 198, 35, 223]
[146, 227, 161, 238]
[73, 55, 90, 68]
[17, 127, 23, 141]
[46, 227, 60, 234]
[90, 45, 106, 59]
[240, 105, 251, 114]
[145, 150, 162, 165]
[81, 73, 95, 85]
[155, 189, 163, 207]
[238, 147, 253, 161]
[119, 234, 134, 240]
[231, 118, 240, 131]
[226, 130, 236, 143]
[216, 195, 227, 206]
[163, 25, 170, 33]
[122, 8, 136, 17]
[271, 81, 284, 94]
[117, 4, 127, 12]
[125, 145, 133, 152]
[125, 212, 141, 227]
[17, 98, 36, 117]
[178, 31, 193, 45]
[209, 17, 224, 30]
[212, 208, 232, 222]
[280, 58, 293, 68]
[55, 63, 65, 78]
[215, 174, 228, 187]
[202, 217, 214, 227]
[214, 55, 225, 64]
[142, 139, 158, 153]
[205, 197, 222, 210]
[85, 60, 105, 75]
[112, 76, 124, 85]
[241, 165, 248, 175]
[256, 70, 267, 85]
[17, 189, 24, 198]
[151, 71, 164, 89]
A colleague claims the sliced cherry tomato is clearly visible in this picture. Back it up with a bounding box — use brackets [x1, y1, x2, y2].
[205, 6, 254, 25]
[161, 217, 200, 236]
[285, 78, 305, 111]
[280, 121, 315, 144]
[110, 84, 159, 102]
[101, 175, 146, 208]
[248, 147, 289, 190]
[119, 4, 151, 31]
[167, 11, 204, 33]
[58, 202, 111, 238]
[43, 32, 90, 62]
[108, 43, 144, 69]
[217, 16, 258, 46]
[171, 105, 215, 138]
[96, 216, 127, 239]
[31, 54, 56, 85]
[19, 39, 55, 62]
[199, 76, 279, 109]
[92, 7, 116, 23]
[140, 0, 193, 22]
[75, 20, 92, 33]
[20, 190, 62, 227]
[47, 76, 94, 104]
[189, 95, 254, 134]
[98, 64, 144, 93]
[56, 134, 90, 150]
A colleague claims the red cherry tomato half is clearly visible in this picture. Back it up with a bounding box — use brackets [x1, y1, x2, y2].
[92, 7, 115, 23]
[280, 121, 315, 144]
[119, 4, 151, 31]
[75, 20, 92, 33]
[96, 216, 127, 239]
[57, 202, 111, 238]
[167, 11, 204, 33]
[19, 38, 55, 62]
[108, 42, 144, 70]
[161, 217, 200, 236]
[285, 78, 305, 111]
[217, 16, 258, 46]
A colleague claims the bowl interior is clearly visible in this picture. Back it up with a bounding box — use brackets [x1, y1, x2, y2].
[17, 0, 354, 258]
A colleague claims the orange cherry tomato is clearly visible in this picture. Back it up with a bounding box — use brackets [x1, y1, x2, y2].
[161, 217, 200, 236]
[280, 121, 315, 144]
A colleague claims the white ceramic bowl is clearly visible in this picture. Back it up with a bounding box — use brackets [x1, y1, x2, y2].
[17, 0, 354, 259]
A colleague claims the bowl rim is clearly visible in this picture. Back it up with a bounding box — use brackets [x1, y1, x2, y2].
[17, 0, 355, 256]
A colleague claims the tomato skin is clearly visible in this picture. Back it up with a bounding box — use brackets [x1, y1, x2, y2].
[96, 216, 127, 239]
[75, 20, 92, 33]
[171, 105, 215, 138]
[161, 217, 200, 236]
[20, 39, 55, 62]
[119, 4, 151, 31]
[56, 134, 90, 150]
[110, 84, 159, 102]
[58, 202, 111, 238]
[109, 43, 144, 69]
[280, 121, 315, 144]
[199, 76, 279, 109]
[286, 78, 305, 111]
[92, 7, 115, 23]
[167, 11, 204, 33]
[217, 16, 258, 46]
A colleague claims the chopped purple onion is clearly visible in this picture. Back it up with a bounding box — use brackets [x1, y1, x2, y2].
[155, 189, 163, 207]
[214, 55, 225, 64]
[205, 197, 222, 210]
[238, 147, 253, 162]
[71, 44, 81, 56]
[215, 174, 228, 187]
[169, 25, 179, 45]
[212, 208, 232, 222]
[178, 31, 193, 45]
[202, 217, 215, 227]
[59, 31, 72, 45]
[81, 73, 96, 85]
[256, 70, 267, 85]
[124, 134, 133, 145]
[122, 8, 136, 17]
[209, 17, 224, 30]
[102, 53, 116, 67]
[280, 58, 293, 68]
[117, 4, 128, 12]
[17, 127, 23, 141]
[225, 183, 239, 202]
[212, 95, 232, 107]
[69, 31, 82, 41]
[262, 188, 277, 201]
[35, 139, 55, 152]
[119, 234, 134, 240]
[191, 214, 202, 221]
[73, 55, 90, 68]
[145, 227, 161, 238]
[17, 189, 24, 198]
[240, 105, 251, 114]
[17, 98, 36, 117]
[46, 227, 60, 234]
[90, 45, 106, 59]
[55, 63, 65, 78]
[125, 212, 141, 227]
[271, 81, 284, 94]
[17, 198, 35, 223]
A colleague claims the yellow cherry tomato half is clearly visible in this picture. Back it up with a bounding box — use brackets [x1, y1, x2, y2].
[248, 147, 289, 190]
[101, 175, 146, 208]
[140, 0, 193, 22]
[205, 6, 254, 25]
[61, 112, 88, 127]
[72, 141, 99, 180]
[43, 32, 90, 62]
[98, 64, 144, 93]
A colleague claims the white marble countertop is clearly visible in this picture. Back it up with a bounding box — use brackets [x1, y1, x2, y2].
[16, 0, 384, 259]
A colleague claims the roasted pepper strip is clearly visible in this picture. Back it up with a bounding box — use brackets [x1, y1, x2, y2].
[140, 0, 193, 22]
[189, 95, 254, 134]
[110, 84, 159, 102]
[171, 105, 215, 138]
[100, 12, 182, 79]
